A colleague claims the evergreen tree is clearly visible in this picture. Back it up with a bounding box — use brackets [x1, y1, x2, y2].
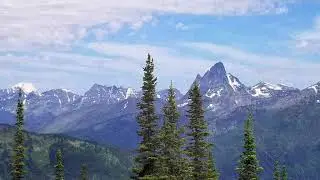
[280, 165, 288, 180]
[80, 164, 88, 180]
[273, 161, 281, 180]
[132, 54, 160, 179]
[55, 149, 64, 180]
[186, 84, 213, 179]
[11, 88, 26, 180]
[236, 113, 263, 180]
[158, 82, 189, 179]
[207, 151, 219, 180]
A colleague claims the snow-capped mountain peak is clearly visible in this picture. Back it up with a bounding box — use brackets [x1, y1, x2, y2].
[252, 82, 283, 91]
[250, 82, 278, 97]
[125, 87, 137, 99]
[250, 82, 297, 98]
[79, 84, 139, 107]
[12, 82, 37, 94]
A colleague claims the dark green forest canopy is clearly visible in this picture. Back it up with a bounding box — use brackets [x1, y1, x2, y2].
[0, 124, 132, 180]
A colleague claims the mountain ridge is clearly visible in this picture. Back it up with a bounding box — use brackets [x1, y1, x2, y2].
[1, 62, 319, 133]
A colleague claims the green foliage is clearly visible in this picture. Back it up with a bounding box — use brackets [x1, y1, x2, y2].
[0, 125, 132, 180]
[55, 149, 64, 180]
[11, 89, 26, 180]
[273, 162, 288, 180]
[281, 166, 288, 180]
[133, 54, 160, 179]
[186, 84, 213, 179]
[207, 151, 219, 180]
[158, 82, 190, 179]
[211, 99, 320, 179]
[80, 164, 88, 180]
[236, 113, 263, 180]
[273, 161, 280, 180]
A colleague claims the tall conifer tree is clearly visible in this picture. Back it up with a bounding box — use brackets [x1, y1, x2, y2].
[186, 84, 213, 179]
[80, 164, 88, 180]
[207, 151, 219, 180]
[132, 54, 160, 179]
[236, 113, 263, 180]
[158, 82, 189, 179]
[11, 88, 26, 180]
[281, 165, 288, 180]
[55, 149, 64, 180]
[273, 161, 281, 180]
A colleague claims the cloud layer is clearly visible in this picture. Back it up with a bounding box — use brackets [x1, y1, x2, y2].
[2, 0, 318, 94]
[295, 16, 320, 53]
[0, 0, 295, 50]
[2, 40, 318, 93]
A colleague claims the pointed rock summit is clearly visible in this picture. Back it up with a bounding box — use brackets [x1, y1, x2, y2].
[201, 62, 228, 86]
[180, 61, 252, 112]
[208, 62, 227, 75]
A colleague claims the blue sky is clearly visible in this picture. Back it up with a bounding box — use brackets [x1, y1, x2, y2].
[0, 0, 320, 94]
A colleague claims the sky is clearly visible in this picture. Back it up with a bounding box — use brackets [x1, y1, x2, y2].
[1, 0, 320, 94]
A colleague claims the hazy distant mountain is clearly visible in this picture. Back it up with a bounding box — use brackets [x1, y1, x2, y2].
[1, 62, 319, 135]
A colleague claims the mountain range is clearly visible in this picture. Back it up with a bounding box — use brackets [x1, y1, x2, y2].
[0, 62, 318, 135]
[0, 62, 320, 179]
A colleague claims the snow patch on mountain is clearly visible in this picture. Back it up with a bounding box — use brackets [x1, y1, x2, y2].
[207, 104, 214, 110]
[251, 88, 271, 97]
[250, 82, 289, 97]
[178, 101, 189, 107]
[264, 82, 282, 90]
[124, 101, 128, 109]
[308, 85, 318, 93]
[205, 88, 223, 98]
[62, 89, 73, 93]
[227, 74, 241, 91]
[125, 88, 136, 99]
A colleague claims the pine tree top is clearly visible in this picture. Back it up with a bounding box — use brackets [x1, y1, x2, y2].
[133, 53, 160, 179]
[273, 161, 281, 180]
[186, 83, 213, 179]
[236, 112, 263, 180]
[281, 165, 288, 180]
[80, 164, 88, 180]
[55, 149, 64, 180]
[55, 149, 64, 167]
[11, 87, 27, 179]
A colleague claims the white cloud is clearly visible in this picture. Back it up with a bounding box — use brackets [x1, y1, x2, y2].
[88, 42, 213, 76]
[178, 42, 320, 88]
[175, 22, 189, 31]
[0, 0, 296, 50]
[0, 52, 145, 93]
[89, 41, 320, 90]
[294, 16, 320, 53]
[1, 40, 320, 93]
[183, 42, 304, 67]
[130, 15, 153, 30]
